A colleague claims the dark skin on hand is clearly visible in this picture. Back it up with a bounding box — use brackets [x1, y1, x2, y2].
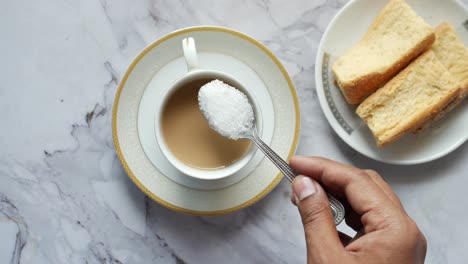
[289, 156, 427, 264]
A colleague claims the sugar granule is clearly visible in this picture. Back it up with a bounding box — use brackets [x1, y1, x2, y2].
[198, 80, 254, 140]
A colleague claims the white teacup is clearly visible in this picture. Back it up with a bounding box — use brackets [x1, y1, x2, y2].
[154, 37, 262, 185]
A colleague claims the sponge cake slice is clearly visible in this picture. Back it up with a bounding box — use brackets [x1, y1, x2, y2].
[332, 0, 435, 104]
[356, 51, 461, 147]
[432, 23, 468, 95]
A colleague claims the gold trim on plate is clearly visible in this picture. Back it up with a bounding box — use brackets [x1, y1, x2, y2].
[112, 26, 300, 215]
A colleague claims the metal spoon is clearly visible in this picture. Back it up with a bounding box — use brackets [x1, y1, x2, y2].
[198, 79, 345, 225]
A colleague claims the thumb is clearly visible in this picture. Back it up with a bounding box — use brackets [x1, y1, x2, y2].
[293, 176, 344, 260]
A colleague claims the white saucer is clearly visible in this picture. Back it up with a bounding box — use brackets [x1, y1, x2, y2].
[316, 0, 468, 165]
[113, 26, 299, 215]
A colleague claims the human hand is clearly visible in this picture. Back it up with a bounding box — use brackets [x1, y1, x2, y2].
[289, 156, 426, 264]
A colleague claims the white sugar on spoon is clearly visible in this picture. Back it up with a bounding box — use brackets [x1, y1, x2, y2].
[198, 80, 255, 140]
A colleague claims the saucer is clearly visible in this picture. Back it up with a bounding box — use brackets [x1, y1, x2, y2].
[113, 26, 299, 215]
[315, 0, 468, 165]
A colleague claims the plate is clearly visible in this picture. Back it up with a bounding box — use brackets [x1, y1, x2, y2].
[113, 26, 299, 215]
[315, 0, 468, 165]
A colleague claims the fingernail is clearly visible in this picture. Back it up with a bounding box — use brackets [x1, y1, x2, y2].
[293, 176, 318, 201]
[291, 155, 306, 161]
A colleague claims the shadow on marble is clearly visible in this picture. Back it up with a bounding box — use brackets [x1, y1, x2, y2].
[120, 163, 296, 230]
[130, 177, 303, 262]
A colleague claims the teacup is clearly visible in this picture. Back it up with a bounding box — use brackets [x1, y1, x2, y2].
[154, 37, 262, 183]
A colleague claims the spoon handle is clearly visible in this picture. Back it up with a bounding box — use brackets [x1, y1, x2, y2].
[250, 130, 345, 225]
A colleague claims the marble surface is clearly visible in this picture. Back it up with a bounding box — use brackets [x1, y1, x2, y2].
[1, 0, 468, 263]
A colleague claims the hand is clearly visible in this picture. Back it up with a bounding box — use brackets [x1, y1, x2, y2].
[289, 156, 426, 264]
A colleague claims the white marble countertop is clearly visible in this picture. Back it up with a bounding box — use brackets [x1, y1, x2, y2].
[1, 0, 468, 263]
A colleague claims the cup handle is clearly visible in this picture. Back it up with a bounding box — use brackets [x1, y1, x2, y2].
[182, 37, 199, 72]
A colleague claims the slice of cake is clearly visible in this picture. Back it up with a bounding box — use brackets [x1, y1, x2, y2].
[332, 0, 435, 104]
[432, 23, 468, 95]
[356, 51, 461, 147]
[412, 23, 468, 132]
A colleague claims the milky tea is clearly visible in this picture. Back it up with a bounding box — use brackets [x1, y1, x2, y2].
[161, 79, 251, 170]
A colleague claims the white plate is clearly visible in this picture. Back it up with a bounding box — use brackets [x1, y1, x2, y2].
[113, 26, 299, 215]
[316, 0, 468, 165]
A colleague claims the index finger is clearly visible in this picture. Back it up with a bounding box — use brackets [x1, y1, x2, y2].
[290, 156, 401, 232]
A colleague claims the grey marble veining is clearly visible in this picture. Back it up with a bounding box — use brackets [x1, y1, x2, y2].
[1, 0, 467, 263]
